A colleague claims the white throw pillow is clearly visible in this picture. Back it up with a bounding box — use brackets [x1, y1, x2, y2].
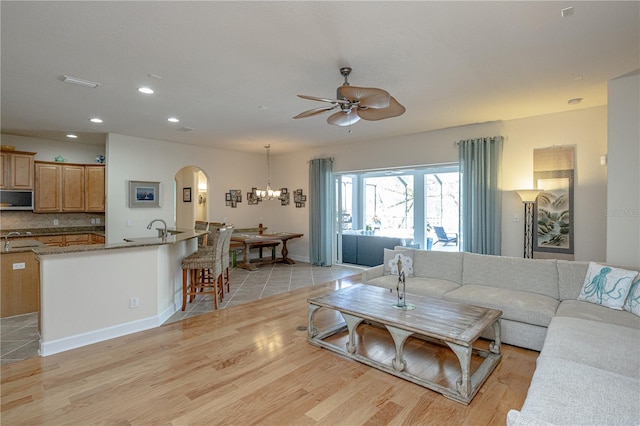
[577, 262, 637, 310]
[623, 275, 640, 317]
[383, 248, 414, 277]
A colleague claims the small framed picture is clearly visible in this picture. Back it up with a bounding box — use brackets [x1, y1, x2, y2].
[129, 180, 160, 208]
[183, 187, 192, 202]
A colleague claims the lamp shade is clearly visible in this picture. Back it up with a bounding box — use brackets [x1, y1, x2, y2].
[515, 189, 542, 203]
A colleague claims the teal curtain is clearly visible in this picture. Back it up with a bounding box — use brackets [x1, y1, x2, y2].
[459, 136, 503, 255]
[309, 158, 334, 266]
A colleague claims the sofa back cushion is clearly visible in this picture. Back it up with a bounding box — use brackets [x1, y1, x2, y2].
[557, 260, 590, 300]
[413, 250, 463, 284]
[462, 253, 559, 299]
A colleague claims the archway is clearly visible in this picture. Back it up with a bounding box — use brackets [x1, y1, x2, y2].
[175, 166, 209, 228]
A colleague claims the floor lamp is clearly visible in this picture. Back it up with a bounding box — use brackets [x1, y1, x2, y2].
[515, 189, 542, 259]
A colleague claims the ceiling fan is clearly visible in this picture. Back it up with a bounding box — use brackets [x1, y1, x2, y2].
[293, 67, 405, 126]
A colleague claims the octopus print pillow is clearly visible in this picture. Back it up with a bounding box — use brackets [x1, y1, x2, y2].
[577, 262, 637, 310]
[623, 275, 640, 317]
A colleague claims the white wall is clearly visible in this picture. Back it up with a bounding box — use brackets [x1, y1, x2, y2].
[270, 107, 608, 261]
[1, 133, 105, 164]
[607, 72, 640, 268]
[105, 133, 274, 243]
[4, 106, 613, 263]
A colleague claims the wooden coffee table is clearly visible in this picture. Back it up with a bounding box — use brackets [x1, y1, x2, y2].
[307, 284, 502, 404]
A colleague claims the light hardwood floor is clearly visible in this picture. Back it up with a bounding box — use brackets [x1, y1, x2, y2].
[0, 276, 538, 425]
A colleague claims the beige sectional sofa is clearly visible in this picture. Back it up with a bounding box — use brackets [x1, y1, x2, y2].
[361, 249, 640, 425]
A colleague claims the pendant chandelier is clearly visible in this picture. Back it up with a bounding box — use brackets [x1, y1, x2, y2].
[254, 145, 281, 200]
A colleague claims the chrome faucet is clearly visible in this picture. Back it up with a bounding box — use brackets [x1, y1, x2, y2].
[146, 219, 168, 239]
[4, 232, 22, 251]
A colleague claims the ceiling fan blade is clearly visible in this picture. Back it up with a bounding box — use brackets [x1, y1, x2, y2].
[338, 86, 390, 109]
[327, 110, 361, 126]
[357, 96, 406, 121]
[293, 105, 338, 119]
[297, 94, 349, 104]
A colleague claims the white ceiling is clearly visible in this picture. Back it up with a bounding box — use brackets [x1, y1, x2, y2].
[1, 1, 638, 154]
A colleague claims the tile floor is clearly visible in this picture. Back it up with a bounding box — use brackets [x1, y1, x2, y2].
[0, 262, 363, 364]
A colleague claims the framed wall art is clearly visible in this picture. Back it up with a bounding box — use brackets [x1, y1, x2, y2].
[183, 187, 192, 203]
[129, 180, 160, 208]
[534, 169, 574, 255]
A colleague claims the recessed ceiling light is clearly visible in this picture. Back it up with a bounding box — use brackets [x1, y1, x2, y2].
[168, 117, 180, 123]
[63, 75, 101, 88]
[138, 87, 154, 94]
[568, 98, 583, 105]
[66, 134, 78, 139]
[90, 117, 103, 123]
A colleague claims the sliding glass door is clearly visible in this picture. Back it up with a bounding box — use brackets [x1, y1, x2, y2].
[336, 165, 459, 264]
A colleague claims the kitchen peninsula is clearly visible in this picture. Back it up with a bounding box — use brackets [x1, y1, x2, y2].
[33, 228, 205, 356]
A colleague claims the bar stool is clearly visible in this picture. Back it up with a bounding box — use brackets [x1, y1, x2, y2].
[180, 227, 227, 311]
[221, 225, 234, 295]
[195, 220, 210, 246]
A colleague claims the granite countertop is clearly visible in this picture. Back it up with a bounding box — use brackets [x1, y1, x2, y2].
[35, 228, 205, 257]
[1, 239, 48, 254]
[0, 226, 106, 238]
[1, 227, 204, 256]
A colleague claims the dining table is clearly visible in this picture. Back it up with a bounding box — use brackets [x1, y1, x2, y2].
[231, 232, 303, 271]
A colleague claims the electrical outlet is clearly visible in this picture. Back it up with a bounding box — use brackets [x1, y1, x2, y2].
[91, 218, 96, 224]
[96, 218, 101, 224]
[514, 213, 520, 222]
[129, 297, 139, 308]
[13, 262, 26, 270]
[127, 220, 133, 227]
[53, 219, 59, 226]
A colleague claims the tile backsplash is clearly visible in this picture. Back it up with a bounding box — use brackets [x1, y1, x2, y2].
[0, 211, 105, 230]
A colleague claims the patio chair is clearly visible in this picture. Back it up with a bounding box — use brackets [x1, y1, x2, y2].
[433, 226, 458, 246]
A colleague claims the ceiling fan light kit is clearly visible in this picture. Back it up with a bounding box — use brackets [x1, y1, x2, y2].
[294, 67, 405, 127]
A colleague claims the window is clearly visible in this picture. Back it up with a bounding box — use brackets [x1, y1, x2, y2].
[336, 165, 459, 264]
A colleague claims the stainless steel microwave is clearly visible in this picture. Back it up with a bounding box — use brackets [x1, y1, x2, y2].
[0, 190, 34, 210]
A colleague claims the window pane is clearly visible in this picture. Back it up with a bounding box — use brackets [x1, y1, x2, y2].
[364, 175, 414, 241]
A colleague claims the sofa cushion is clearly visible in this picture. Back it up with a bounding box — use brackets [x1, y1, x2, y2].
[515, 356, 640, 426]
[413, 250, 463, 284]
[577, 262, 636, 310]
[443, 285, 558, 327]
[557, 259, 589, 300]
[462, 253, 559, 299]
[383, 248, 414, 277]
[365, 275, 460, 299]
[541, 316, 640, 378]
[556, 300, 640, 329]
[623, 275, 640, 316]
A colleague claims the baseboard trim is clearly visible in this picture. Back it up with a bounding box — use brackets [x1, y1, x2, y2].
[39, 315, 163, 357]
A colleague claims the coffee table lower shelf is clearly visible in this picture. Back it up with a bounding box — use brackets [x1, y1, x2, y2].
[307, 287, 502, 405]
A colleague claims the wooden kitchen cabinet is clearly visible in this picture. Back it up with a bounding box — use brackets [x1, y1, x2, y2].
[91, 233, 105, 244]
[37, 235, 64, 247]
[61, 165, 84, 211]
[85, 165, 105, 212]
[64, 234, 90, 245]
[35, 161, 104, 212]
[1, 251, 40, 318]
[1, 150, 36, 190]
[34, 162, 61, 212]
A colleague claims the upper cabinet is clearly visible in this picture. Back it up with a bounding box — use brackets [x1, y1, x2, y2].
[1, 150, 36, 190]
[34, 162, 105, 213]
[84, 165, 105, 212]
